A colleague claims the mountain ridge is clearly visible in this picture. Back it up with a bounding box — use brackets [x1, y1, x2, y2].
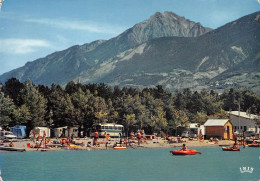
[0, 11, 259, 92]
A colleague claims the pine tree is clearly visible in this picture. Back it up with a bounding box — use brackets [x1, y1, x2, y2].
[0, 92, 16, 128]
[19, 79, 47, 134]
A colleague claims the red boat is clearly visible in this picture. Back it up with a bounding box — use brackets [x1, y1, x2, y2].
[222, 147, 240, 151]
[170, 149, 201, 155]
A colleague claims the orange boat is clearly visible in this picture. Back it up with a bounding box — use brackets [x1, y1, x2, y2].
[170, 149, 201, 155]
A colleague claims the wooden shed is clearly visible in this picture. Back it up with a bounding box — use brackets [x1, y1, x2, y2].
[204, 119, 233, 140]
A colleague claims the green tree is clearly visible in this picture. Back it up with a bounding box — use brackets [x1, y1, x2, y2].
[48, 85, 75, 127]
[12, 104, 31, 127]
[65, 81, 82, 95]
[87, 96, 108, 125]
[173, 90, 186, 110]
[150, 107, 167, 133]
[194, 112, 208, 125]
[123, 113, 137, 137]
[0, 92, 16, 128]
[200, 89, 223, 115]
[3, 78, 24, 106]
[107, 98, 119, 123]
[19, 79, 47, 134]
[215, 108, 229, 119]
[173, 110, 189, 128]
[70, 88, 92, 135]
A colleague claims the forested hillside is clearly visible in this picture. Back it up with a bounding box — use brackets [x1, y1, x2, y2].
[1, 78, 259, 136]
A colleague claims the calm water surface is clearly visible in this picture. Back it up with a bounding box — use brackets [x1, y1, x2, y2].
[0, 147, 259, 181]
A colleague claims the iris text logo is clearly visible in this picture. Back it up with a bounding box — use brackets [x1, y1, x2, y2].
[239, 167, 254, 174]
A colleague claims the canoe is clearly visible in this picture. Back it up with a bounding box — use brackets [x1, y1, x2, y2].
[113, 146, 127, 150]
[69, 144, 83, 148]
[46, 144, 65, 147]
[219, 145, 232, 147]
[0, 146, 26, 152]
[170, 149, 201, 155]
[222, 147, 240, 151]
[248, 144, 260, 147]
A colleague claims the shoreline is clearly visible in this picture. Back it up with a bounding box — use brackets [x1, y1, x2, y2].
[0, 138, 235, 152]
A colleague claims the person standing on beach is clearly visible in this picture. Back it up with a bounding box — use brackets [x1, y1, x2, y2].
[130, 132, 134, 139]
[124, 137, 128, 147]
[93, 131, 99, 146]
[137, 132, 141, 145]
[103, 131, 107, 138]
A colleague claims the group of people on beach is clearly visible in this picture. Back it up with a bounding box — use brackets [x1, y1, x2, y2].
[209, 137, 219, 144]
[0, 140, 14, 147]
[92, 129, 148, 148]
[166, 135, 186, 143]
[60, 136, 76, 145]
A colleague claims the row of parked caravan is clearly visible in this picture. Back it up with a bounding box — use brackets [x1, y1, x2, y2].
[0, 125, 79, 141]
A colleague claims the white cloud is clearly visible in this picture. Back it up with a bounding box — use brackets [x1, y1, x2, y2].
[0, 39, 51, 54]
[25, 18, 125, 35]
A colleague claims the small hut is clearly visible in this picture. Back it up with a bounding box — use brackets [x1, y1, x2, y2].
[204, 119, 233, 140]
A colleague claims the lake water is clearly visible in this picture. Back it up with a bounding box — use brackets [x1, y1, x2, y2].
[0, 147, 259, 181]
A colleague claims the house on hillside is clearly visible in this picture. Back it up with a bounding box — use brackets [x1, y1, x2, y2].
[229, 111, 260, 134]
[204, 119, 233, 140]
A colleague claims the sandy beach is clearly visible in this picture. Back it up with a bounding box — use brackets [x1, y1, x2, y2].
[0, 137, 235, 152]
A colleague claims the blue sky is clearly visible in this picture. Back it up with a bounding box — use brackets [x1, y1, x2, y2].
[0, 0, 259, 75]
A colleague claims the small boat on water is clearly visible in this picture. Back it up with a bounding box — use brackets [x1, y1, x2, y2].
[69, 144, 83, 148]
[219, 145, 232, 147]
[248, 144, 260, 147]
[222, 147, 240, 151]
[113, 146, 127, 150]
[46, 144, 66, 147]
[0, 146, 26, 152]
[170, 149, 201, 155]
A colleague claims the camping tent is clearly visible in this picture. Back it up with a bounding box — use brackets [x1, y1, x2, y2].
[10, 125, 27, 138]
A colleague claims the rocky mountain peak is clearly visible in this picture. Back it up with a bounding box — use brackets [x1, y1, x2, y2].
[150, 11, 179, 20]
[118, 11, 212, 47]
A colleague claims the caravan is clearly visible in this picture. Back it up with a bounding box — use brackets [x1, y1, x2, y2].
[30, 127, 51, 138]
[54, 126, 78, 138]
